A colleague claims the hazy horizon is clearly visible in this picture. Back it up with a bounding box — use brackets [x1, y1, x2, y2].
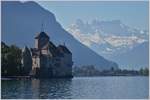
[37, 1, 149, 30]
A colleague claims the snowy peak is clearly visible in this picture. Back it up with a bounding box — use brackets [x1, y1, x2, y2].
[67, 19, 148, 56]
[67, 19, 148, 69]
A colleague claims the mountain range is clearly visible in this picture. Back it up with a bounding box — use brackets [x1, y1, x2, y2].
[109, 42, 148, 69]
[67, 19, 149, 69]
[1, 1, 118, 70]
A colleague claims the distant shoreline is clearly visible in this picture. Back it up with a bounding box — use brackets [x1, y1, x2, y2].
[1, 75, 148, 80]
[1, 76, 31, 80]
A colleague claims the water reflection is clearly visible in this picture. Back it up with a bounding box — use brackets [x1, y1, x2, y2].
[2, 78, 72, 99]
[2, 79, 32, 99]
[1, 77, 149, 99]
[31, 79, 72, 99]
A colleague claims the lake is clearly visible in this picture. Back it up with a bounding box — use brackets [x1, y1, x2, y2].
[1, 76, 149, 99]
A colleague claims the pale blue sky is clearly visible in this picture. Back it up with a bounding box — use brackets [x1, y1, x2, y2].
[37, 1, 149, 30]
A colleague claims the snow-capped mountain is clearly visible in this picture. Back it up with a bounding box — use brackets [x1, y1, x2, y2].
[67, 19, 149, 69]
[67, 19, 148, 57]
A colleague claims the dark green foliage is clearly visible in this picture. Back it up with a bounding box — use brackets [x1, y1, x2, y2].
[1, 42, 22, 76]
[73, 65, 100, 76]
[73, 65, 149, 76]
[139, 68, 149, 76]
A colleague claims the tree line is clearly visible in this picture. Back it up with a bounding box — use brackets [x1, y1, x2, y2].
[1, 42, 23, 76]
[73, 65, 149, 76]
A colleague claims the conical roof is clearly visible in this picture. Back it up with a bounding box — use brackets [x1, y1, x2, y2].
[35, 32, 49, 39]
[22, 46, 30, 52]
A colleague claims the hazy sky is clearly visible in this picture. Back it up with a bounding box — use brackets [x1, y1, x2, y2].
[37, 1, 149, 30]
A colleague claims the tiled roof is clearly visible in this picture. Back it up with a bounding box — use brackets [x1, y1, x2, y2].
[48, 41, 59, 57]
[57, 45, 71, 54]
[41, 41, 59, 57]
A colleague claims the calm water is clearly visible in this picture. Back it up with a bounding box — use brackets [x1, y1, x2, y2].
[1, 76, 149, 99]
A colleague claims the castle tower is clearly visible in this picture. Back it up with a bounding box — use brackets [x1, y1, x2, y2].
[34, 32, 49, 49]
[34, 23, 50, 49]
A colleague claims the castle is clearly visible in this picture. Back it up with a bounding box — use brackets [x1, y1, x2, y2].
[22, 31, 73, 78]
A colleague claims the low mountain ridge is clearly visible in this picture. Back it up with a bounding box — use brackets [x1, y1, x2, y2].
[110, 42, 149, 69]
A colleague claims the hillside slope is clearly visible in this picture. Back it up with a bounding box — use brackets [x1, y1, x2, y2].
[2, 1, 118, 70]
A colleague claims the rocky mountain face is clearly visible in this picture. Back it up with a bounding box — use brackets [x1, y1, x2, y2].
[67, 19, 149, 69]
[2, 1, 118, 70]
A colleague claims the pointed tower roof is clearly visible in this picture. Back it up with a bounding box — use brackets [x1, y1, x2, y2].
[22, 46, 31, 56]
[22, 46, 29, 52]
[35, 32, 49, 39]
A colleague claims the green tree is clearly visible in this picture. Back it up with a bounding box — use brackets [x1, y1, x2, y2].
[139, 68, 149, 76]
[1, 42, 22, 76]
[143, 68, 149, 76]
